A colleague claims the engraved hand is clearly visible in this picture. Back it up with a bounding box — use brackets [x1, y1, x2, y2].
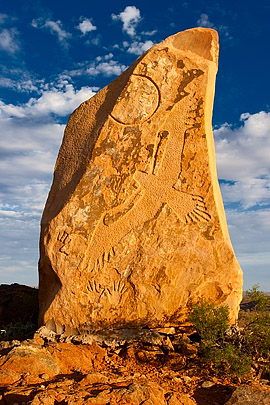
[58, 231, 71, 255]
[105, 280, 127, 307]
[86, 280, 104, 302]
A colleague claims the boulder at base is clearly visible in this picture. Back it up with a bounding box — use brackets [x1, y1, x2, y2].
[39, 28, 242, 335]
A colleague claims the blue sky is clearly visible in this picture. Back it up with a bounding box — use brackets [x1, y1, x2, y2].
[0, 0, 269, 290]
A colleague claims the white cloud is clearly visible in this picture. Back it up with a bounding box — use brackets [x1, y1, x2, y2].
[0, 118, 63, 285]
[220, 178, 269, 209]
[0, 123, 63, 181]
[141, 30, 157, 36]
[83, 54, 127, 77]
[126, 39, 154, 55]
[87, 60, 127, 76]
[32, 18, 71, 47]
[213, 112, 270, 289]
[0, 76, 40, 92]
[0, 80, 96, 118]
[96, 53, 113, 61]
[227, 209, 270, 254]
[0, 213, 40, 285]
[60, 54, 126, 78]
[88, 36, 100, 46]
[0, 78, 98, 284]
[0, 80, 97, 212]
[197, 13, 215, 28]
[225, 208, 270, 290]
[112, 6, 141, 37]
[0, 28, 20, 54]
[214, 111, 270, 208]
[77, 18, 97, 35]
[197, 14, 232, 41]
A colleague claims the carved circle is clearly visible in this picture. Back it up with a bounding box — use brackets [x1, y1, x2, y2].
[110, 74, 160, 125]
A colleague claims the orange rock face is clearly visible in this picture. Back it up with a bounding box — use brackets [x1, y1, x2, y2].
[39, 28, 242, 334]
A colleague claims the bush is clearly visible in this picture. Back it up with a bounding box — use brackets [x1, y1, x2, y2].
[201, 343, 251, 377]
[242, 285, 270, 373]
[189, 301, 229, 344]
[246, 284, 268, 312]
[189, 300, 252, 378]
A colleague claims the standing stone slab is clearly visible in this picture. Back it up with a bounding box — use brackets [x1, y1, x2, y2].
[39, 28, 243, 334]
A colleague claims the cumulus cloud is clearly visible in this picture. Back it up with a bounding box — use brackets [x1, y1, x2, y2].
[214, 111, 270, 208]
[225, 208, 270, 289]
[77, 18, 97, 35]
[0, 80, 96, 118]
[212, 112, 270, 288]
[112, 6, 141, 37]
[66, 54, 127, 77]
[0, 118, 63, 285]
[111, 6, 156, 54]
[125, 39, 154, 55]
[0, 76, 40, 92]
[61, 54, 126, 78]
[220, 179, 269, 209]
[0, 28, 20, 54]
[0, 118, 62, 285]
[0, 212, 40, 285]
[0, 79, 97, 205]
[86, 58, 127, 76]
[0, 78, 98, 284]
[0, 120, 64, 178]
[32, 18, 71, 47]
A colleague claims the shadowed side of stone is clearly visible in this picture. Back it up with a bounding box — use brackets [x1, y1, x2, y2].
[39, 27, 242, 335]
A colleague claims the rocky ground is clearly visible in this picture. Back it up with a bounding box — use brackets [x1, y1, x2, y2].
[0, 284, 270, 404]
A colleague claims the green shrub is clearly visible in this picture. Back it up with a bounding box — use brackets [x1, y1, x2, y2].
[246, 284, 268, 312]
[243, 286, 270, 371]
[201, 343, 251, 377]
[189, 300, 251, 378]
[189, 301, 229, 343]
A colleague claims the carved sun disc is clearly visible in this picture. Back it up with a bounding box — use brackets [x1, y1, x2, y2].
[110, 75, 159, 125]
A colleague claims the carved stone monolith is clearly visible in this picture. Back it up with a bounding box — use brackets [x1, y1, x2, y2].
[39, 28, 243, 335]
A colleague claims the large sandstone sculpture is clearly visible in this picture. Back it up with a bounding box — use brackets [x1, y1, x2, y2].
[39, 28, 243, 334]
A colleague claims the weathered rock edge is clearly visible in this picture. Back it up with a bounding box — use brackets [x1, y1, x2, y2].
[39, 28, 243, 335]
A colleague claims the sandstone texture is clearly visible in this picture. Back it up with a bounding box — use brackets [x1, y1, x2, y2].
[1, 335, 270, 405]
[39, 27, 242, 334]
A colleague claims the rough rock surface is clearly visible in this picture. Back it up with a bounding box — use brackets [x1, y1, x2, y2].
[1, 335, 270, 404]
[225, 385, 270, 404]
[39, 27, 242, 334]
[0, 335, 203, 404]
